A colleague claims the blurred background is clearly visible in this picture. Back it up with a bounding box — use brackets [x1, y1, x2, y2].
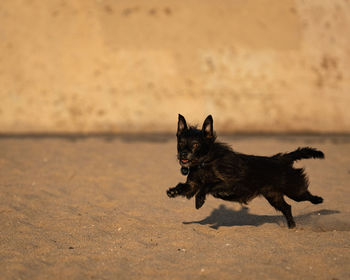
[0, 0, 349, 134]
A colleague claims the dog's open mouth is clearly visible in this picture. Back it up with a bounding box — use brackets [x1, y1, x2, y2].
[181, 159, 190, 164]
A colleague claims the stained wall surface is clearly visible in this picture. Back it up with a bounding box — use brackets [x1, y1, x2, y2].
[0, 0, 349, 133]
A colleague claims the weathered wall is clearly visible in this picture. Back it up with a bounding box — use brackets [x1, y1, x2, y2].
[0, 0, 349, 133]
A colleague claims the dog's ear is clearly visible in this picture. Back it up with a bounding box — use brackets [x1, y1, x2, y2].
[177, 114, 188, 136]
[202, 115, 213, 138]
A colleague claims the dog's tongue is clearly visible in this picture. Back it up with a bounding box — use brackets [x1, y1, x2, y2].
[181, 159, 189, 163]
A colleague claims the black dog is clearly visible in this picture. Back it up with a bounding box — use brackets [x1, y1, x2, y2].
[166, 114, 324, 228]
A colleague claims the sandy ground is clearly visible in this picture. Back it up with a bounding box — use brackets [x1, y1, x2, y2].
[0, 135, 349, 279]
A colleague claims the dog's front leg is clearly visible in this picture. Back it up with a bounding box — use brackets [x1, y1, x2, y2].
[167, 183, 191, 198]
[195, 190, 206, 209]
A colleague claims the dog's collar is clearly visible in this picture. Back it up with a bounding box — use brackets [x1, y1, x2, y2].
[180, 166, 189, 175]
[195, 160, 207, 169]
[180, 161, 207, 176]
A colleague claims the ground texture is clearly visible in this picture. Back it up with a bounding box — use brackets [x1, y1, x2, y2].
[0, 135, 349, 279]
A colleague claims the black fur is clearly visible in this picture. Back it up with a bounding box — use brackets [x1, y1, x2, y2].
[166, 114, 325, 229]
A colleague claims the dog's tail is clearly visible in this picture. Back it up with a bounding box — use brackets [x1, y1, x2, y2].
[272, 147, 325, 164]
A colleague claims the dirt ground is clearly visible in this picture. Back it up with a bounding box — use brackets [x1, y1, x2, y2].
[0, 135, 349, 279]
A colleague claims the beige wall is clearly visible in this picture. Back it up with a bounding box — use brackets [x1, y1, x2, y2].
[0, 0, 349, 133]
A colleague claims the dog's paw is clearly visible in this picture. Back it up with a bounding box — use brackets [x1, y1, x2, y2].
[287, 220, 296, 229]
[195, 195, 205, 209]
[167, 188, 178, 198]
[311, 196, 323, 204]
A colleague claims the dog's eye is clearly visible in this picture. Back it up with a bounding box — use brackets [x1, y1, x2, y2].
[179, 141, 186, 146]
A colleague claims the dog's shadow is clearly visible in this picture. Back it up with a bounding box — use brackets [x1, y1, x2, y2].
[183, 204, 340, 229]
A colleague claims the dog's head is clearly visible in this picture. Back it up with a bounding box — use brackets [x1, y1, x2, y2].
[176, 114, 216, 168]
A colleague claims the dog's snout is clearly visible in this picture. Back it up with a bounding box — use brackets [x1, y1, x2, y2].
[180, 151, 188, 158]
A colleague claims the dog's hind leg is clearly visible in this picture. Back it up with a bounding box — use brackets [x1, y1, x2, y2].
[287, 191, 323, 204]
[264, 193, 296, 229]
